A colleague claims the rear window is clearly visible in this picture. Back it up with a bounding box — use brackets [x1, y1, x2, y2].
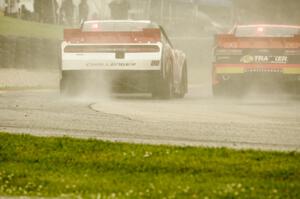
[82, 21, 159, 32]
[235, 26, 300, 37]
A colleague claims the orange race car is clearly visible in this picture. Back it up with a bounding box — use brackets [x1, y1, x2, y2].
[212, 24, 300, 96]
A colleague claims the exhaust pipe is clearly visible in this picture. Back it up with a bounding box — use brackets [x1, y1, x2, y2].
[222, 75, 231, 81]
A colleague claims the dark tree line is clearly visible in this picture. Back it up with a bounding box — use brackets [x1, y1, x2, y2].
[32, 0, 130, 25]
[33, 0, 58, 24]
[233, 0, 300, 24]
[4, 0, 32, 20]
[33, 0, 77, 25]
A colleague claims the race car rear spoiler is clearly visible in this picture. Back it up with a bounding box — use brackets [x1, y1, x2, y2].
[215, 34, 300, 49]
[64, 28, 161, 44]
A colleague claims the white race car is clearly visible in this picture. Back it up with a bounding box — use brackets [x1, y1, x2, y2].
[60, 20, 188, 98]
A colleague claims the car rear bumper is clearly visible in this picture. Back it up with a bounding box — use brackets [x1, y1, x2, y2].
[61, 70, 161, 93]
[214, 64, 300, 75]
[213, 63, 300, 84]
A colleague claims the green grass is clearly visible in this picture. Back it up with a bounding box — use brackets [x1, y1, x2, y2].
[0, 133, 299, 198]
[0, 16, 63, 39]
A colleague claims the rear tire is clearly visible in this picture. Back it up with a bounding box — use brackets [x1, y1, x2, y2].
[60, 72, 79, 96]
[161, 73, 174, 99]
[176, 64, 188, 98]
[152, 72, 174, 99]
[60, 78, 67, 95]
[212, 83, 225, 97]
[293, 82, 300, 96]
[152, 56, 175, 99]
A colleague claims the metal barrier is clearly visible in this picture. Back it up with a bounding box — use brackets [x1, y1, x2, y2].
[0, 35, 4, 68]
[2, 36, 16, 68]
[0, 35, 60, 69]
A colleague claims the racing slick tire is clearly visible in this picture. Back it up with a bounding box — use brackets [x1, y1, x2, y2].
[212, 83, 226, 97]
[175, 63, 188, 98]
[152, 57, 175, 99]
[60, 76, 73, 96]
[60, 72, 80, 96]
[152, 70, 174, 99]
[161, 71, 175, 99]
[153, 74, 174, 99]
[293, 82, 300, 96]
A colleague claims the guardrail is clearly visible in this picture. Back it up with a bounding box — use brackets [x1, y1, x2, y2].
[0, 35, 60, 69]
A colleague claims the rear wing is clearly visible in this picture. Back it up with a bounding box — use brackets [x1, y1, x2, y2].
[64, 28, 161, 44]
[215, 34, 300, 49]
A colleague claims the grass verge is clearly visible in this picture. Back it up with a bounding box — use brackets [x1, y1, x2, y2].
[0, 16, 63, 39]
[0, 132, 299, 198]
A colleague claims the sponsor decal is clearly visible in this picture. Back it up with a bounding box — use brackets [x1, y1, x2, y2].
[240, 55, 288, 64]
[240, 55, 254, 64]
[87, 63, 137, 67]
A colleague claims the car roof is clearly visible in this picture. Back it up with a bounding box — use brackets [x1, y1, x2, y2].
[236, 24, 300, 29]
[82, 20, 160, 32]
[83, 20, 156, 25]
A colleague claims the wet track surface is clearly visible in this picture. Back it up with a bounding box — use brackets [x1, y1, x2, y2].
[0, 86, 299, 151]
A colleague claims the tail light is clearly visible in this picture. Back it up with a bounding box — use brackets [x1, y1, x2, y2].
[64, 45, 160, 53]
[222, 42, 238, 48]
[285, 43, 300, 48]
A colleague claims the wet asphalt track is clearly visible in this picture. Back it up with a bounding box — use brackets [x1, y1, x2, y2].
[0, 85, 299, 151]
